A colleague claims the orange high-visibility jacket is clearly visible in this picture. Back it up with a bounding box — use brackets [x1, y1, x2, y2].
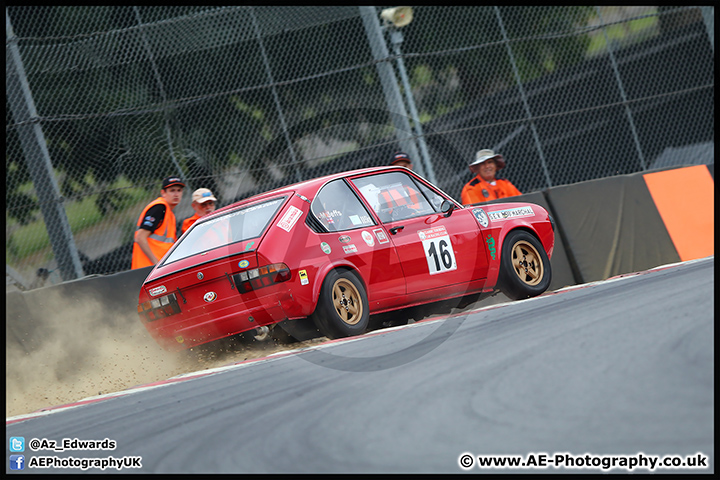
[181, 213, 201, 235]
[461, 176, 521, 205]
[131, 197, 177, 269]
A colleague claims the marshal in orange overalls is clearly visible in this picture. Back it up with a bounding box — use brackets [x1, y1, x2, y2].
[131, 197, 178, 269]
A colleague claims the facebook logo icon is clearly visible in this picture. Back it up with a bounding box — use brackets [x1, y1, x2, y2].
[10, 437, 25, 452]
[10, 455, 25, 470]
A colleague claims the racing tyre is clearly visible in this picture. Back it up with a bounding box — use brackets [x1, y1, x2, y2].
[311, 269, 370, 339]
[498, 230, 551, 300]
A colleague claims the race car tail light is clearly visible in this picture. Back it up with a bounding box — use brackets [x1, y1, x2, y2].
[233, 263, 291, 293]
[138, 293, 182, 322]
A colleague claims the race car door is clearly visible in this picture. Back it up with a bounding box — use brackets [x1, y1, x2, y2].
[311, 179, 406, 301]
[350, 171, 489, 295]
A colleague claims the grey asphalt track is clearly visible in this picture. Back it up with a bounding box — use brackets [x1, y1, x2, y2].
[6, 257, 713, 474]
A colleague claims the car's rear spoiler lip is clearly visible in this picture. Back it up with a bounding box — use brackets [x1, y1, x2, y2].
[145, 249, 257, 284]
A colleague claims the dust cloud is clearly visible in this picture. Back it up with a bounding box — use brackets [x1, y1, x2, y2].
[6, 288, 493, 419]
[5, 290, 319, 419]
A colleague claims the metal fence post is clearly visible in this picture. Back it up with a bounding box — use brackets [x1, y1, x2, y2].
[6, 10, 84, 281]
[388, 28, 437, 184]
[359, 6, 423, 174]
[700, 6, 714, 52]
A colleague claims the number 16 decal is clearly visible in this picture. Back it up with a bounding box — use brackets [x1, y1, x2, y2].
[419, 226, 457, 275]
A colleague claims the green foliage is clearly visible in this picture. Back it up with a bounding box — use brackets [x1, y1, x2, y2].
[6, 179, 148, 262]
[6, 121, 38, 225]
[403, 6, 594, 108]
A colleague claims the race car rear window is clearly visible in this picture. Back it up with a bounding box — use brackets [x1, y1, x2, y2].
[162, 197, 286, 265]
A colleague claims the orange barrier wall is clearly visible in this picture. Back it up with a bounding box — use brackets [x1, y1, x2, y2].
[643, 165, 714, 262]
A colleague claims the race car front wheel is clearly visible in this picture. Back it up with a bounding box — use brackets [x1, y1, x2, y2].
[311, 269, 370, 339]
[498, 230, 552, 300]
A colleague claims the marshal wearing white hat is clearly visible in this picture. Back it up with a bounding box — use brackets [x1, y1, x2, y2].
[461, 149, 521, 205]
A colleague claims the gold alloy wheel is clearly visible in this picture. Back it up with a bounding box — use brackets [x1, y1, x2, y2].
[511, 239, 544, 286]
[332, 278, 363, 325]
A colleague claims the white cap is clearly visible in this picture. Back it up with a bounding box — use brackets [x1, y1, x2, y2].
[192, 188, 217, 204]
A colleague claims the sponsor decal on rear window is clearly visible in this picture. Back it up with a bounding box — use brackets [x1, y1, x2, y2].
[277, 206, 303, 232]
[488, 206, 534, 221]
[349, 214, 373, 226]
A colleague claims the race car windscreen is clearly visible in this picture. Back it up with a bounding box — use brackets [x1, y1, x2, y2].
[161, 197, 286, 265]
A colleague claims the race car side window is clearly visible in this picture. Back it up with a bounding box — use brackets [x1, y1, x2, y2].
[414, 180, 446, 212]
[352, 172, 436, 223]
[311, 180, 375, 232]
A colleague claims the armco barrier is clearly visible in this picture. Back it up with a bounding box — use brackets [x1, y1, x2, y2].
[5, 165, 713, 355]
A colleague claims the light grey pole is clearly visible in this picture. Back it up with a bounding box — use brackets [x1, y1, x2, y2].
[388, 28, 437, 183]
[359, 6, 423, 175]
[6, 10, 84, 282]
[700, 6, 713, 52]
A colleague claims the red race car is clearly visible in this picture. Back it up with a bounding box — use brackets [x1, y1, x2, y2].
[137, 166, 554, 351]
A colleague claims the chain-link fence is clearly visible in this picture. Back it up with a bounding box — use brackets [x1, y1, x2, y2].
[6, 6, 714, 290]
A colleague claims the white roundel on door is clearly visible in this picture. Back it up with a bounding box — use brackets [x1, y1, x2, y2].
[361, 230, 375, 247]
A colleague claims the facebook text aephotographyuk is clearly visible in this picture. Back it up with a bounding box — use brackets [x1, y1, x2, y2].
[27, 455, 142, 471]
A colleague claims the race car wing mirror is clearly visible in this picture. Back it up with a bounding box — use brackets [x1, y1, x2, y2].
[441, 200, 455, 217]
